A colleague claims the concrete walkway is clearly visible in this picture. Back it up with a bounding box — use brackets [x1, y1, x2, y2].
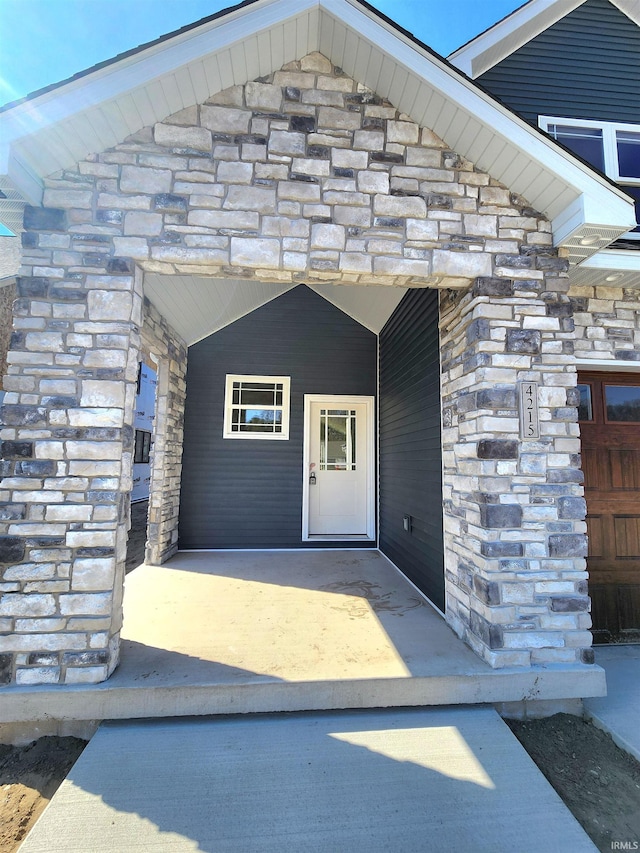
[584, 645, 640, 761]
[18, 707, 596, 853]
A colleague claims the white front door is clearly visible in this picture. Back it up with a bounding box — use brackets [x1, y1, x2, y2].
[303, 396, 374, 539]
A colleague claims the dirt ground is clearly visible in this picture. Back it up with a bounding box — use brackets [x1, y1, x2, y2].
[507, 714, 640, 852]
[1, 714, 638, 853]
[0, 737, 86, 853]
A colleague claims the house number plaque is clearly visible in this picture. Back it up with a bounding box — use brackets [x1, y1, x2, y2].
[518, 381, 540, 440]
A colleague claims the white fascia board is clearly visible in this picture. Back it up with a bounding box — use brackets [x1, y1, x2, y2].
[448, 0, 584, 78]
[335, 0, 634, 238]
[581, 250, 640, 271]
[0, 0, 318, 146]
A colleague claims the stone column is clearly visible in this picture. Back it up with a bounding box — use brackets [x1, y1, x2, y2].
[141, 295, 187, 566]
[0, 205, 141, 685]
[440, 260, 593, 668]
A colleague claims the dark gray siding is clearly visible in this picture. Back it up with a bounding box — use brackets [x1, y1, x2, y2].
[179, 285, 376, 549]
[379, 289, 444, 611]
[478, 0, 640, 126]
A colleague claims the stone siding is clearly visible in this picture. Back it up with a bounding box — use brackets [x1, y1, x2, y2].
[570, 283, 640, 363]
[140, 295, 186, 566]
[440, 275, 592, 667]
[0, 52, 594, 683]
[0, 283, 16, 392]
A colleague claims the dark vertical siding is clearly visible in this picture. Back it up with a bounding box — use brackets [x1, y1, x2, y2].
[379, 289, 444, 611]
[478, 0, 640, 125]
[179, 285, 376, 549]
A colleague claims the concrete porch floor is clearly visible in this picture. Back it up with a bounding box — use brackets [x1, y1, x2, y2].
[0, 550, 605, 725]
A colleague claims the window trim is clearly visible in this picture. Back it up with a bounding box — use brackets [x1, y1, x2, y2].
[223, 374, 291, 440]
[539, 116, 640, 186]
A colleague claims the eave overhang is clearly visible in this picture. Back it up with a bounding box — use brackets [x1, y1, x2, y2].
[0, 0, 635, 263]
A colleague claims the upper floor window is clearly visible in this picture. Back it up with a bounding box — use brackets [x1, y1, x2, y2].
[540, 117, 640, 184]
[540, 117, 639, 240]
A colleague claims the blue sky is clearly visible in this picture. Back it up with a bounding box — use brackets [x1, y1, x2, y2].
[0, 0, 524, 108]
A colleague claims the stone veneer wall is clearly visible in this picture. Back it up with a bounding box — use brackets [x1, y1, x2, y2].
[0, 52, 593, 683]
[569, 283, 640, 362]
[140, 293, 187, 566]
[439, 275, 592, 668]
[0, 283, 16, 392]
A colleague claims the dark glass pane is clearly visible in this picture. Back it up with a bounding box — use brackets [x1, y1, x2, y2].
[276, 391, 282, 405]
[232, 390, 239, 405]
[617, 131, 640, 179]
[240, 388, 276, 406]
[327, 415, 347, 469]
[577, 385, 593, 421]
[605, 385, 640, 422]
[233, 382, 240, 389]
[548, 125, 605, 172]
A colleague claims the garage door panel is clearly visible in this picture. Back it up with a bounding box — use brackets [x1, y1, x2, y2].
[578, 372, 640, 643]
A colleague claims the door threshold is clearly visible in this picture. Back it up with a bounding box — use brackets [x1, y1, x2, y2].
[305, 535, 375, 541]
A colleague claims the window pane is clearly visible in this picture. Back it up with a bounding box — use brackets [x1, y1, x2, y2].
[617, 131, 640, 180]
[605, 385, 640, 422]
[239, 409, 281, 430]
[547, 124, 605, 172]
[577, 385, 592, 421]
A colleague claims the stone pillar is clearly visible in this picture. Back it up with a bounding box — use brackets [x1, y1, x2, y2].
[141, 295, 187, 566]
[0, 205, 141, 685]
[440, 262, 593, 668]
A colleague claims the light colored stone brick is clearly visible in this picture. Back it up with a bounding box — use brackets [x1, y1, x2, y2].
[374, 195, 427, 218]
[224, 185, 277, 213]
[268, 130, 306, 156]
[124, 211, 163, 236]
[311, 223, 346, 250]
[387, 121, 419, 145]
[201, 105, 250, 134]
[80, 380, 126, 408]
[188, 209, 260, 230]
[120, 165, 172, 194]
[245, 82, 283, 111]
[217, 161, 254, 184]
[230, 237, 281, 269]
[154, 123, 211, 151]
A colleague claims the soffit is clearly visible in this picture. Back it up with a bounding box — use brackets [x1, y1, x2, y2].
[143, 275, 406, 344]
[569, 249, 640, 290]
[0, 0, 634, 256]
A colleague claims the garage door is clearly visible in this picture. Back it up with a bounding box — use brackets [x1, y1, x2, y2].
[578, 372, 640, 643]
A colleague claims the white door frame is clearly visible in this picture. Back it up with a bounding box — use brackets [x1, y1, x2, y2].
[302, 394, 375, 540]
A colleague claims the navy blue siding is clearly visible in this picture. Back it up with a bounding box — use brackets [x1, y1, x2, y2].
[179, 285, 376, 549]
[478, 0, 640, 126]
[379, 289, 444, 611]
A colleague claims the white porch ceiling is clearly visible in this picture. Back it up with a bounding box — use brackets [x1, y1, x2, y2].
[143, 275, 407, 345]
[0, 0, 634, 259]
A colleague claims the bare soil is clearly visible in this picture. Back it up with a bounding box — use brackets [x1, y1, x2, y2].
[507, 714, 640, 852]
[1, 714, 638, 852]
[0, 737, 86, 853]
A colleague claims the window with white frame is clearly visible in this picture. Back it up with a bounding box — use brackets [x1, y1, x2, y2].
[539, 116, 640, 238]
[223, 375, 290, 439]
